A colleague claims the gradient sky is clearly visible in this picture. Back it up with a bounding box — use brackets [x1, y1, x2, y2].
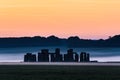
[0, 0, 120, 39]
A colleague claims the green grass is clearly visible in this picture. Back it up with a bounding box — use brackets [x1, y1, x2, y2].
[0, 65, 120, 80]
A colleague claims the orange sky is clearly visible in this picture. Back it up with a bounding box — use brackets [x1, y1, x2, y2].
[0, 0, 120, 39]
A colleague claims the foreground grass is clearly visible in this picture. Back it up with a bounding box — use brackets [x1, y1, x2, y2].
[0, 65, 120, 80]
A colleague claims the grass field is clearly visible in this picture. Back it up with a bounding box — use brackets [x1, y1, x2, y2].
[0, 65, 120, 80]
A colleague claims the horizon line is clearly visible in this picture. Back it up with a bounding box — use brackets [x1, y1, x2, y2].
[0, 34, 119, 40]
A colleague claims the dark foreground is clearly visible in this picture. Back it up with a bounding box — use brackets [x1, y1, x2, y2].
[0, 65, 120, 80]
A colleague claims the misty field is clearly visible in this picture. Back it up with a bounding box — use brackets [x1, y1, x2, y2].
[0, 65, 120, 80]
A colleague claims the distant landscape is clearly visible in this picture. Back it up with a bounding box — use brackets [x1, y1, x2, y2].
[0, 34, 120, 48]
